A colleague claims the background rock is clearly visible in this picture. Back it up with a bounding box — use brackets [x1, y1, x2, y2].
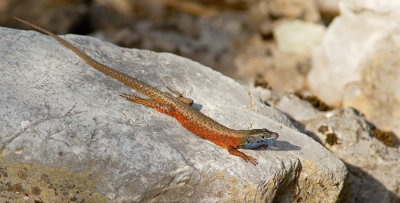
[316, 0, 339, 24]
[253, 87, 400, 202]
[2, 0, 331, 84]
[234, 19, 325, 92]
[266, 0, 320, 22]
[308, 0, 400, 140]
[0, 27, 347, 202]
[274, 20, 325, 54]
[342, 35, 400, 143]
[306, 108, 400, 203]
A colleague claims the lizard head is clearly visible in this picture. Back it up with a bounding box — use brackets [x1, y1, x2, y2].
[238, 128, 279, 149]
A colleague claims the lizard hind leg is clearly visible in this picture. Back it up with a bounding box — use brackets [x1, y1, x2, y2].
[120, 92, 156, 108]
[166, 86, 194, 105]
[120, 92, 175, 116]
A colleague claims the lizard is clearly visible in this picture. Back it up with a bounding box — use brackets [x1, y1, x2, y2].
[14, 17, 279, 165]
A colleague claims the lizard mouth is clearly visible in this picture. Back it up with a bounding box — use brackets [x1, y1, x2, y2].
[241, 136, 277, 149]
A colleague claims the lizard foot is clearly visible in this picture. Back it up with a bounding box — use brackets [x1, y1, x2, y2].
[120, 92, 157, 108]
[120, 92, 175, 116]
[242, 154, 258, 165]
[228, 146, 258, 166]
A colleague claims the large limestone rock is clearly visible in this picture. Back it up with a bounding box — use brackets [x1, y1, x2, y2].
[0, 27, 347, 202]
[308, 0, 400, 139]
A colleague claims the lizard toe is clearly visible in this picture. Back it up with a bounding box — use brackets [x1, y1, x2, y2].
[246, 155, 258, 166]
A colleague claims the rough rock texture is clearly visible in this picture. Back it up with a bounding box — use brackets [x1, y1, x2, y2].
[342, 36, 400, 141]
[306, 109, 400, 203]
[254, 87, 400, 203]
[308, 0, 400, 139]
[0, 27, 347, 202]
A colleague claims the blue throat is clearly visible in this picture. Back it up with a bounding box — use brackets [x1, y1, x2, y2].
[242, 137, 277, 149]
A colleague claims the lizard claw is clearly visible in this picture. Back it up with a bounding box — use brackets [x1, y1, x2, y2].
[228, 146, 258, 166]
[244, 155, 258, 165]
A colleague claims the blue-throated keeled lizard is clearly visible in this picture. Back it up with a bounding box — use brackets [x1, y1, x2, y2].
[14, 17, 279, 165]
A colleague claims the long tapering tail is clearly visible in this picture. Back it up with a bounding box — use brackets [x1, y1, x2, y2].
[14, 17, 162, 99]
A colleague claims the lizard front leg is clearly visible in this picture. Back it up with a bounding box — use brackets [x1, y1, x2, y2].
[120, 92, 175, 116]
[228, 146, 258, 165]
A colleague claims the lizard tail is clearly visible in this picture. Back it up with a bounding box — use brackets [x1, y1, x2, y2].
[14, 17, 162, 99]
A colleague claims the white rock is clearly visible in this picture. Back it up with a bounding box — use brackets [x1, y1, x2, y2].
[308, 0, 400, 138]
[274, 20, 325, 54]
[308, 3, 399, 105]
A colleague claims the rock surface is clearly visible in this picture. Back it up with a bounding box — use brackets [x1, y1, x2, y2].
[308, 0, 400, 139]
[254, 87, 400, 202]
[306, 108, 400, 203]
[234, 19, 323, 92]
[0, 27, 347, 202]
[266, 0, 321, 22]
[274, 20, 325, 54]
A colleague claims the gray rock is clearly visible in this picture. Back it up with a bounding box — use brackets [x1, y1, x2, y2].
[0, 27, 347, 202]
[256, 87, 400, 202]
[254, 88, 321, 122]
[306, 108, 400, 203]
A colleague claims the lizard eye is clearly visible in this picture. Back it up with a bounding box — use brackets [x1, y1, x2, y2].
[262, 135, 265, 139]
[246, 139, 250, 144]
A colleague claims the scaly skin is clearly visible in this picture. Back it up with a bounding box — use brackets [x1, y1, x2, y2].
[15, 17, 279, 165]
